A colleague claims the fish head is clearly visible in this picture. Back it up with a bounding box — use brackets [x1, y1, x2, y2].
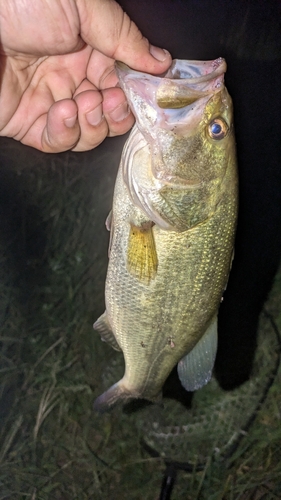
[115, 58, 228, 133]
[116, 59, 236, 230]
[116, 59, 235, 187]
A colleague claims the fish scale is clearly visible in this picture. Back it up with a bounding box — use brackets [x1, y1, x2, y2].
[93, 58, 238, 411]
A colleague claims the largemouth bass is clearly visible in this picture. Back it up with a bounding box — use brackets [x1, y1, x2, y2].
[94, 58, 238, 411]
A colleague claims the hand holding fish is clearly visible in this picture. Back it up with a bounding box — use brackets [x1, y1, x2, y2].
[0, 0, 171, 152]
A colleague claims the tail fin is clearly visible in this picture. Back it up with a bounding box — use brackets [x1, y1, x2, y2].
[93, 380, 133, 413]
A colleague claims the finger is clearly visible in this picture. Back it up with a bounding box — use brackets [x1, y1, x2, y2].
[73, 77, 100, 97]
[72, 89, 108, 151]
[72, 86, 134, 151]
[86, 50, 119, 90]
[22, 99, 81, 153]
[78, 0, 172, 74]
[101, 87, 135, 138]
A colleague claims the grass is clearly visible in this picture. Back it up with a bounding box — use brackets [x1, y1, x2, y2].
[0, 135, 281, 499]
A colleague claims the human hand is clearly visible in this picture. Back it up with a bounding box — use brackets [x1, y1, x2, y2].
[0, 0, 171, 152]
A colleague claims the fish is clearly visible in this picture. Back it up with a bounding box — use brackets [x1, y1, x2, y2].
[93, 58, 238, 411]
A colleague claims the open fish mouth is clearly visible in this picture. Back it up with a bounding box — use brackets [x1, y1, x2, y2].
[116, 58, 226, 111]
[163, 57, 227, 82]
[157, 58, 226, 109]
[115, 58, 228, 136]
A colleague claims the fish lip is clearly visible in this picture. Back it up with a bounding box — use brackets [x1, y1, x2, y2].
[115, 58, 226, 84]
[167, 57, 227, 83]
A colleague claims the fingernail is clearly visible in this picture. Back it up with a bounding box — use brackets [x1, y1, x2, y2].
[109, 102, 130, 122]
[149, 46, 170, 62]
[86, 106, 103, 126]
[64, 114, 77, 128]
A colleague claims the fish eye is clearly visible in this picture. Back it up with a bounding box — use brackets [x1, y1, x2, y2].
[208, 118, 229, 140]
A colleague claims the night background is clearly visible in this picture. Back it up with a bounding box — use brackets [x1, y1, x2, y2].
[0, 1, 281, 497]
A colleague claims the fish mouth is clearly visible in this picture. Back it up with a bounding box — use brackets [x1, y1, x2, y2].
[115, 58, 226, 83]
[163, 58, 227, 83]
[115, 58, 226, 110]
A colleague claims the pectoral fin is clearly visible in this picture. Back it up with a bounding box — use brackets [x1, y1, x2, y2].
[93, 311, 121, 352]
[127, 222, 158, 284]
[177, 316, 218, 391]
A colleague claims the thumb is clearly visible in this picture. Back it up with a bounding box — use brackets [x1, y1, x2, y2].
[78, 0, 172, 74]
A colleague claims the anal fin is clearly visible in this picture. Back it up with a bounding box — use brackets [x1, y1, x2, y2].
[93, 311, 121, 352]
[177, 316, 218, 392]
[127, 222, 158, 284]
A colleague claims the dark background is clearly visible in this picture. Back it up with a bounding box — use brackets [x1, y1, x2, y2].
[1, 0, 281, 396]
